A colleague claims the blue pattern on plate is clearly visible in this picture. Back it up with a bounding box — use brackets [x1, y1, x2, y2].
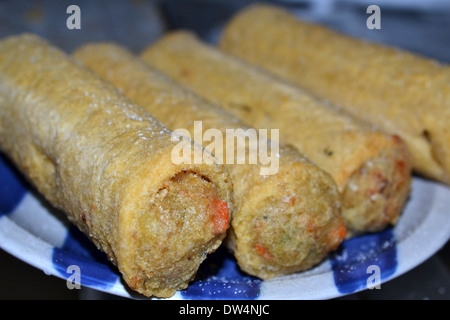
[52, 226, 119, 289]
[0, 154, 28, 216]
[181, 247, 262, 299]
[330, 228, 397, 294]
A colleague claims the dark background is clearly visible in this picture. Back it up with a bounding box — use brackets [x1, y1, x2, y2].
[0, 0, 449, 299]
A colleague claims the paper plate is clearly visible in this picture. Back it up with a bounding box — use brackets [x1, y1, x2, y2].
[1, 154, 449, 299]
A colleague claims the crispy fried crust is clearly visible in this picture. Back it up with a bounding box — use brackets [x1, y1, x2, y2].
[0, 34, 233, 297]
[220, 3, 450, 184]
[140, 31, 412, 235]
[74, 43, 345, 279]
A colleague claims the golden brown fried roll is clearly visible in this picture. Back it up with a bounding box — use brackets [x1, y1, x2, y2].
[141, 31, 412, 235]
[220, 3, 450, 184]
[73, 42, 345, 279]
[0, 34, 234, 298]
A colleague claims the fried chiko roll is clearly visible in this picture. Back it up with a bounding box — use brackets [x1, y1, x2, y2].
[220, 4, 450, 184]
[74, 43, 346, 280]
[0, 34, 234, 298]
[141, 31, 412, 236]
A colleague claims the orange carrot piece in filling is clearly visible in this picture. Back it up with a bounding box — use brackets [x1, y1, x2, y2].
[212, 199, 229, 234]
[255, 244, 274, 261]
[328, 224, 347, 250]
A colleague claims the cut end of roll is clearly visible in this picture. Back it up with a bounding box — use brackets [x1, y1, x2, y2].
[342, 135, 412, 236]
[231, 160, 345, 280]
[122, 170, 231, 297]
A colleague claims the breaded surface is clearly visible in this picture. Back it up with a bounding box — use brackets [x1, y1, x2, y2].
[140, 32, 412, 235]
[0, 34, 233, 297]
[220, 3, 450, 184]
[74, 43, 345, 279]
